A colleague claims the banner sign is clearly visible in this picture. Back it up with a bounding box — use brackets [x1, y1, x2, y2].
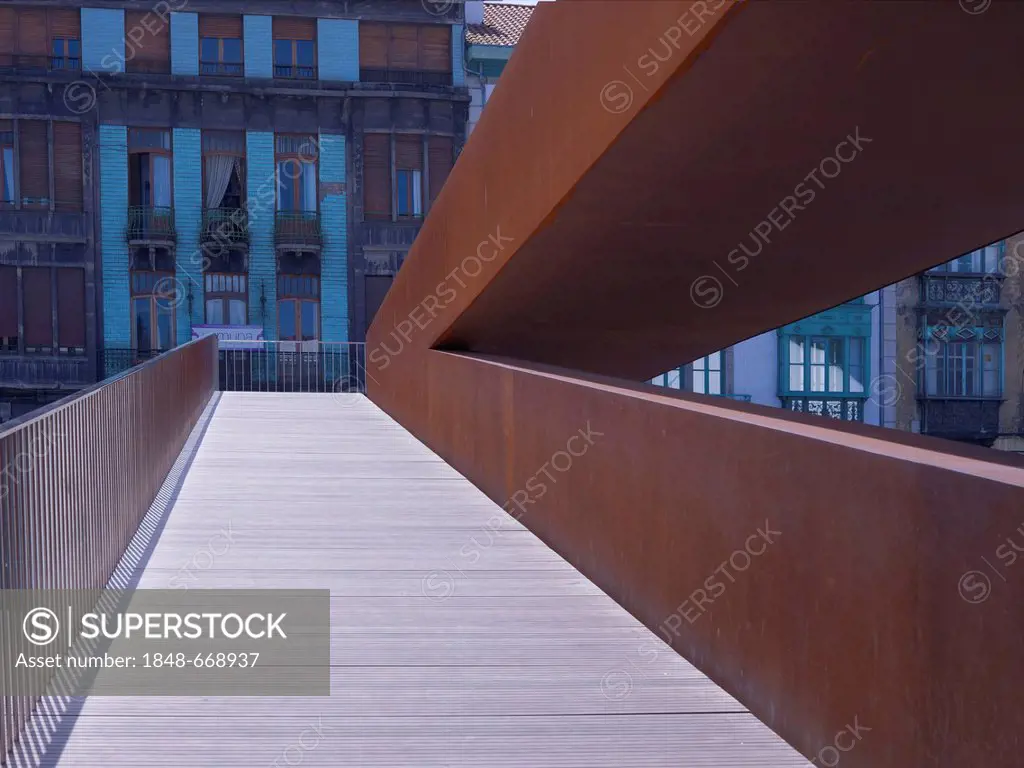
[192, 325, 265, 350]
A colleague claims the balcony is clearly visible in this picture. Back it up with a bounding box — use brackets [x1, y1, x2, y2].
[781, 395, 866, 422]
[273, 64, 316, 79]
[918, 397, 1002, 443]
[199, 61, 243, 76]
[359, 68, 453, 87]
[201, 207, 249, 247]
[274, 210, 322, 250]
[126, 206, 176, 246]
[921, 272, 1002, 307]
[0, 354, 93, 390]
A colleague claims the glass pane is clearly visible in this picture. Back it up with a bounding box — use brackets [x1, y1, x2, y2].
[849, 338, 865, 393]
[156, 308, 174, 351]
[296, 40, 314, 66]
[52, 39, 64, 56]
[828, 339, 844, 392]
[223, 39, 242, 63]
[300, 301, 318, 340]
[964, 343, 977, 396]
[810, 339, 826, 365]
[206, 299, 223, 324]
[925, 345, 939, 395]
[789, 336, 804, 364]
[693, 368, 706, 394]
[949, 343, 964, 395]
[665, 369, 680, 390]
[279, 300, 297, 340]
[2, 147, 13, 202]
[277, 162, 295, 210]
[789, 363, 804, 392]
[274, 39, 292, 66]
[396, 171, 410, 216]
[983, 244, 1001, 273]
[708, 351, 721, 371]
[692, 356, 705, 371]
[69, 40, 80, 57]
[200, 38, 219, 61]
[134, 298, 152, 353]
[152, 156, 172, 207]
[708, 370, 722, 395]
[412, 169, 423, 215]
[982, 343, 1000, 396]
[300, 162, 317, 212]
[229, 299, 247, 325]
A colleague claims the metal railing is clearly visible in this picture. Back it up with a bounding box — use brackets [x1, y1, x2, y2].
[126, 206, 176, 244]
[273, 64, 316, 79]
[199, 61, 243, 76]
[274, 211, 322, 248]
[0, 336, 218, 761]
[202, 207, 249, 245]
[359, 68, 453, 87]
[219, 341, 366, 393]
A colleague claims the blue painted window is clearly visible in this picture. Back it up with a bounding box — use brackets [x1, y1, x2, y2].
[1, 131, 14, 204]
[692, 352, 722, 395]
[396, 170, 423, 218]
[784, 335, 866, 395]
[274, 39, 316, 79]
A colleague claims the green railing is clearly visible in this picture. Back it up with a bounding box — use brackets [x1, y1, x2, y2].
[202, 207, 249, 245]
[274, 210, 322, 248]
[126, 206, 176, 243]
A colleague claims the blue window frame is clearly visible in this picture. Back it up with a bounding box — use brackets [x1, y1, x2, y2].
[928, 243, 1003, 274]
[692, 352, 722, 395]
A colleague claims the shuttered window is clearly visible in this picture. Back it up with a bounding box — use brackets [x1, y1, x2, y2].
[57, 268, 86, 351]
[126, 11, 170, 73]
[0, 8, 80, 68]
[363, 134, 391, 220]
[199, 15, 243, 76]
[18, 121, 49, 208]
[359, 23, 451, 79]
[0, 9, 15, 66]
[199, 14, 243, 38]
[23, 267, 54, 352]
[395, 136, 422, 171]
[53, 122, 82, 212]
[18, 9, 48, 59]
[0, 266, 17, 352]
[428, 137, 453, 206]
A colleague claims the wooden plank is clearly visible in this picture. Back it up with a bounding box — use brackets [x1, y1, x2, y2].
[14, 393, 810, 767]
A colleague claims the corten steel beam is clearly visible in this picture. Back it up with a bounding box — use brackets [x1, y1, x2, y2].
[365, 1, 1024, 767]
[369, 0, 1024, 380]
[372, 350, 1024, 768]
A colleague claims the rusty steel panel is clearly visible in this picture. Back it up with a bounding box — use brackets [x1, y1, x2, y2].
[0, 337, 218, 764]
[371, 349, 1024, 768]
[368, 0, 1024, 380]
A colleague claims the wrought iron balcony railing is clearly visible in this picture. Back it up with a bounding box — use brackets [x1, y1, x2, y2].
[359, 68, 453, 87]
[274, 211, 322, 248]
[126, 206, 176, 244]
[202, 207, 249, 246]
[102, 348, 166, 379]
[274, 64, 316, 79]
[200, 61, 243, 76]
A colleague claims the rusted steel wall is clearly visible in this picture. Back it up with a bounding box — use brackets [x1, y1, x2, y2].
[0, 337, 218, 764]
[372, 349, 1024, 768]
[369, 0, 1024, 380]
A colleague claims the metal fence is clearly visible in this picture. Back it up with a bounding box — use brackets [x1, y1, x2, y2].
[0, 336, 218, 762]
[219, 341, 367, 393]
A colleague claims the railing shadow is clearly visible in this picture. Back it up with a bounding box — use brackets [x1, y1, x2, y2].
[3, 394, 222, 768]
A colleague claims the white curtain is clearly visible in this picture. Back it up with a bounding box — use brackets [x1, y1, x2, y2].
[205, 155, 236, 209]
[299, 162, 317, 212]
[152, 156, 172, 207]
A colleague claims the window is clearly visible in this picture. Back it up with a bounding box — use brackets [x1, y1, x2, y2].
[923, 335, 1001, 397]
[56, 268, 85, 354]
[929, 243, 1003, 274]
[205, 273, 247, 325]
[125, 10, 170, 73]
[692, 352, 722, 395]
[131, 271, 176, 354]
[129, 129, 173, 220]
[275, 135, 317, 213]
[0, 266, 17, 352]
[395, 135, 423, 219]
[50, 37, 80, 70]
[359, 23, 452, 85]
[277, 275, 319, 341]
[19, 120, 49, 209]
[0, 123, 14, 205]
[202, 131, 246, 210]
[53, 121, 83, 212]
[783, 335, 868, 395]
[200, 15, 243, 75]
[364, 133, 391, 220]
[23, 267, 53, 354]
[273, 17, 316, 79]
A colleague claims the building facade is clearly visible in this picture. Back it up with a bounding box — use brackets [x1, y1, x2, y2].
[464, 2, 533, 138]
[651, 289, 897, 428]
[892, 237, 1024, 452]
[1, 0, 469, 419]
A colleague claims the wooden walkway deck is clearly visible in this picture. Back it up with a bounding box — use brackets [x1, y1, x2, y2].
[12, 393, 811, 767]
